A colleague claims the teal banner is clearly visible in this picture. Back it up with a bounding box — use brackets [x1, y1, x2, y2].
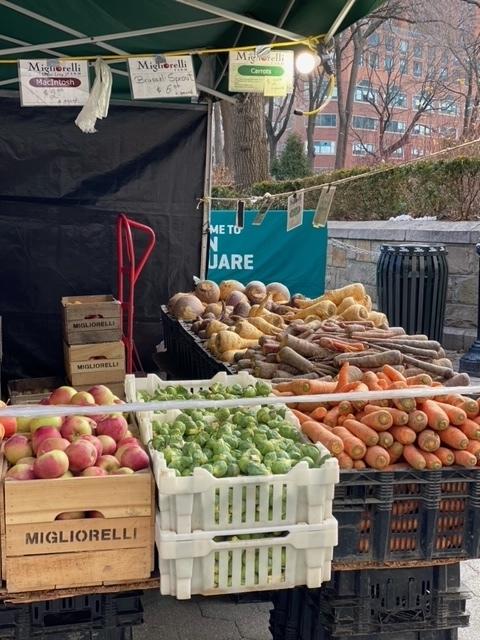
[207, 210, 327, 298]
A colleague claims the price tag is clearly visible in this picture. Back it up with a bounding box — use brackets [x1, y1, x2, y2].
[287, 192, 304, 231]
[229, 50, 294, 94]
[252, 198, 273, 226]
[128, 55, 197, 99]
[18, 59, 90, 107]
[235, 200, 245, 230]
[313, 186, 336, 228]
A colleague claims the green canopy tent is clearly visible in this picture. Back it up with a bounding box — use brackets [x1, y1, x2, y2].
[0, 0, 383, 100]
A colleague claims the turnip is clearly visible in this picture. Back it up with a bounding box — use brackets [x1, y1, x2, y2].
[233, 300, 251, 317]
[172, 294, 204, 321]
[195, 280, 220, 304]
[226, 290, 248, 308]
[204, 302, 223, 317]
[266, 282, 291, 304]
[219, 279, 244, 301]
[245, 281, 267, 305]
[168, 292, 190, 311]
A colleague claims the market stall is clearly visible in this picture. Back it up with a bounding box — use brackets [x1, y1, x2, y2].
[1, 1, 474, 640]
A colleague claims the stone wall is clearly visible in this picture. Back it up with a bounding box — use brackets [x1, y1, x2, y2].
[326, 221, 480, 351]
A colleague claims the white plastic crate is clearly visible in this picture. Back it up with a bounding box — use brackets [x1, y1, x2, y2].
[126, 372, 338, 534]
[156, 514, 338, 599]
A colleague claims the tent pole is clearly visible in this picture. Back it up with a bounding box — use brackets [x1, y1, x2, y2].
[200, 100, 213, 280]
[324, 0, 358, 43]
[175, 0, 303, 41]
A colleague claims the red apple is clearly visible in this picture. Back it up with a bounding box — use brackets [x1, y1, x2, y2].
[32, 427, 62, 453]
[56, 511, 86, 520]
[111, 467, 135, 475]
[81, 466, 107, 477]
[120, 446, 149, 471]
[36, 437, 70, 456]
[0, 417, 16, 438]
[96, 415, 128, 442]
[49, 386, 77, 405]
[70, 391, 95, 406]
[6, 463, 35, 481]
[115, 441, 138, 462]
[4, 434, 33, 464]
[97, 434, 116, 456]
[97, 454, 120, 473]
[61, 416, 94, 442]
[29, 416, 62, 433]
[17, 456, 36, 465]
[61, 470, 74, 478]
[88, 385, 116, 405]
[65, 441, 97, 472]
[33, 450, 69, 479]
[79, 434, 103, 461]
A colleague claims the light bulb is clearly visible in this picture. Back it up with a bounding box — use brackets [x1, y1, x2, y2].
[295, 50, 319, 75]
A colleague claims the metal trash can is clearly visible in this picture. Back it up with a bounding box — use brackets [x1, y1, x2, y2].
[377, 244, 449, 341]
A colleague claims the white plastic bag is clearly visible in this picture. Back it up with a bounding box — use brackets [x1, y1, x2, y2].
[75, 58, 112, 133]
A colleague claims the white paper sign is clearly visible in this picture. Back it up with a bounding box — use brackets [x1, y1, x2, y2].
[128, 56, 197, 99]
[18, 59, 90, 107]
[287, 192, 304, 231]
[229, 50, 294, 96]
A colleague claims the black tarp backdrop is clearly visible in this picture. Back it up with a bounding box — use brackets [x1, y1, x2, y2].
[0, 97, 207, 383]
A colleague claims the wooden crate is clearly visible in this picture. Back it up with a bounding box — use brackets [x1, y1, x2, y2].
[64, 341, 125, 387]
[62, 295, 122, 345]
[8, 377, 65, 405]
[2, 471, 154, 593]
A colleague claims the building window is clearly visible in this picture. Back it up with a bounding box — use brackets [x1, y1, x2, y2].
[439, 67, 448, 80]
[391, 91, 407, 108]
[413, 124, 431, 136]
[385, 120, 406, 134]
[413, 94, 434, 111]
[399, 40, 409, 53]
[355, 81, 375, 103]
[319, 80, 338, 100]
[413, 44, 423, 58]
[352, 142, 374, 156]
[390, 147, 404, 158]
[413, 61, 423, 78]
[384, 55, 394, 71]
[399, 58, 408, 74]
[439, 126, 457, 137]
[412, 147, 425, 157]
[352, 116, 378, 130]
[314, 141, 336, 155]
[440, 98, 458, 116]
[385, 35, 394, 51]
[316, 113, 337, 127]
[369, 52, 380, 69]
[369, 33, 381, 46]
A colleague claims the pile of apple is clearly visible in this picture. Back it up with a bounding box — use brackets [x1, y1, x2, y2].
[0, 385, 149, 481]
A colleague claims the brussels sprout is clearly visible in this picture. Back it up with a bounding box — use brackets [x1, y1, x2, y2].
[257, 408, 271, 424]
[243, 386, 257, 398]
[246, 462, 269, 476]
[230, 384, 243, 395]
[216, 408, 230, 422]
[259, 440, 276, 456]
[278, 425, 301, 441]
[255, 381, 271, 396]
[271, 459, 292, 475]
[169, 435, 185, 449]
[152, 435, 166, 450]
[301, 444, 321, 462]
[226, 462, 240, 477]
[212, 460, 228, 478]
[201, 463, 214, 474]
[163, 446, 179, 464]
[178, 455, 193, 471]
[298, 456, 315, 468]
[181, 468, 192, 476]
[192, 451, 208, 466]
[263, 451, 278, 465]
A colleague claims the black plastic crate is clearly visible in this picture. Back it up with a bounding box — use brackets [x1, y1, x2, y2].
[333, 467, 480, 564]
[160, 306, 231, 379]
[270, 564, 469, 640]
[0, 592, 143, 639]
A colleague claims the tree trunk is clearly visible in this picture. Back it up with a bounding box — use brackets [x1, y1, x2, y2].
[269, 137, 278, 169]
[220, 100, 235, 172]
[306, 115, 316, 170]
[213, 102, 224, 166]
[335, 30, 362, 169]
[231, 93, 269, 190]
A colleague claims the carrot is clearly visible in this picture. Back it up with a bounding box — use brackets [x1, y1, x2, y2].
[337, 400, 353, 415]
[387, 441, 404, 463]
[459, 418, 480, 441]
[301, 420, 344, 455]
[353, 459, 366, 470]
[439, 426, 468, 450]
[296, 402, 327, 413]
[434, 402, 467, 426]
[383, 364, 406, 383]
[466, 440, 480, 460]
[337, 452, 354, 470]
[310, 406, 328, 421]
[406, 374, 433, 386]
[275, 379, 337, 395]
[343, 419, 379, 446]
[324, 406, 341, 428]
[392, 396, 416, 412]
[421, 399, 450, 431]
[364, 405, 408, 426]
[408, 410, 428, 433]
[360, 409, 393, 431]
[403, 445, 427, 470]
[435, 447, 455, 466]
[389, 425, 417, 445]
[417, 429, 441, 452]
[422, 452, 442, 470]
[389, 380, 408, 389]
[378, 431, 394, 449]
[291, 409, 312, 425]
[364, 445, 390, 470]
[443, 395, 479, 418]
[362, 371, 383, 391]
[454, 450, 477, 468]
[332, 427, 367, 460]
[336, 363, 350, 392]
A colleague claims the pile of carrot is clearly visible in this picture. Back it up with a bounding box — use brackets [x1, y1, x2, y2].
[274, 363, 480, 471]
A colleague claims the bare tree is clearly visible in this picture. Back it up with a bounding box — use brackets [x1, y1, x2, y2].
[265, 87, 297, 169]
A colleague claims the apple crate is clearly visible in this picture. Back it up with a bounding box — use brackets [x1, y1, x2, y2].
[64, 340, 125, 387]
[156, 514, 338, 600]
[62, 295, 122, 345]
[125, 372, 339, 535]
[1, 471, 154, 593]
